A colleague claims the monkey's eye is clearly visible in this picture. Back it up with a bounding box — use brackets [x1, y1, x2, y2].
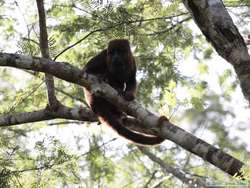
[108, 48, 126, 56]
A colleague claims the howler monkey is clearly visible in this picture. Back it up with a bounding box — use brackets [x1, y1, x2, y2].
[83, 39, 165, 145]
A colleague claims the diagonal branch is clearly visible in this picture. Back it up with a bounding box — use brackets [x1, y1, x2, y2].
[0, 53, 88, 86]
[36, 0, 59, 108]
[0, 52, 245, 178]
[182, 0, 250, 103]
[139, 147, 208, 188]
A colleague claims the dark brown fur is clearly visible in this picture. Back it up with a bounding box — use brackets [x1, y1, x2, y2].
[83, 39, 165, 145]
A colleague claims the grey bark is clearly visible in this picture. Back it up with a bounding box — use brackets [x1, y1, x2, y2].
[0, 53, 244, 178]
[36, 0, 58, 108]
[0, 105, 97, 126]
[183, 0, 250, 103]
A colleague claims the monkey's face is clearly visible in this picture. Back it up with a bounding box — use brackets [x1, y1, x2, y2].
[108, 49, 129, 70]
[107, 41, 133, 81]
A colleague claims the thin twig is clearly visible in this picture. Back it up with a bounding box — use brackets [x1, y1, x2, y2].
[139, 146, 208, 188]
[143, 170, 158, 188]
[2, 138, 117, 177]
[53, 13, 189, 61]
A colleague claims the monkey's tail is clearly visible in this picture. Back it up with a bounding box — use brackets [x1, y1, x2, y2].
[90, 97, 165, 145]
[107, 118, 165, 145]
[99, 113, 165, 145]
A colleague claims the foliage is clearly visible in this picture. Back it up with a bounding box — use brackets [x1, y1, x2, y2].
[0, 0, 249, 187]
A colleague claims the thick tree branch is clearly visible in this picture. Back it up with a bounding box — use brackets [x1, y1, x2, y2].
[0, 52, 245, 178]
[183, 0, 250, 103]
[0, 107, 161, 137]
[0, 105, 97, 126]
[0, 109, 53, 126]
[36, 0, 58, 108]
[0, 53, 88, 86]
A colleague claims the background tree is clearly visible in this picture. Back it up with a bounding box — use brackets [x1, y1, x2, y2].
[0, 0, 250, 187]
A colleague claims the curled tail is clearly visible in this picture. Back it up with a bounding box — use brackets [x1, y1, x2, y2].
[91, 97, 165, 145]
[100, 116, 165, 145]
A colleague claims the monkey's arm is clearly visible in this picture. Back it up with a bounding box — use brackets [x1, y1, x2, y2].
[123, 71, 137, 101]
[83, 50, 107, 75]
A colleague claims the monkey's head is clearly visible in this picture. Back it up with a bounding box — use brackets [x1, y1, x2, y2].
[107, 39, 134, 80]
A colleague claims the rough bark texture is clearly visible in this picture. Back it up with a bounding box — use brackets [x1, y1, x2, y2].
[0, 52, 244, 177]
[0, 53, 88, 87]
[183, 0, 250, 103]
[0, 105, 97, 126]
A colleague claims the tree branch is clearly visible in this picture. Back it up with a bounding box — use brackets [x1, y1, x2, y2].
[146, 16, 191, 36]
[183, 0, 250, 103]
[0, 52, 245, 178]
[53, 13, 189, 61]
[0, 105, 161, 137]
[143, 170, 157, 188]
[139, 147, 208, 188]
[36, 0, 59, 108]
[0, 53, 88, 87]
[0, 105, 97, 126]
